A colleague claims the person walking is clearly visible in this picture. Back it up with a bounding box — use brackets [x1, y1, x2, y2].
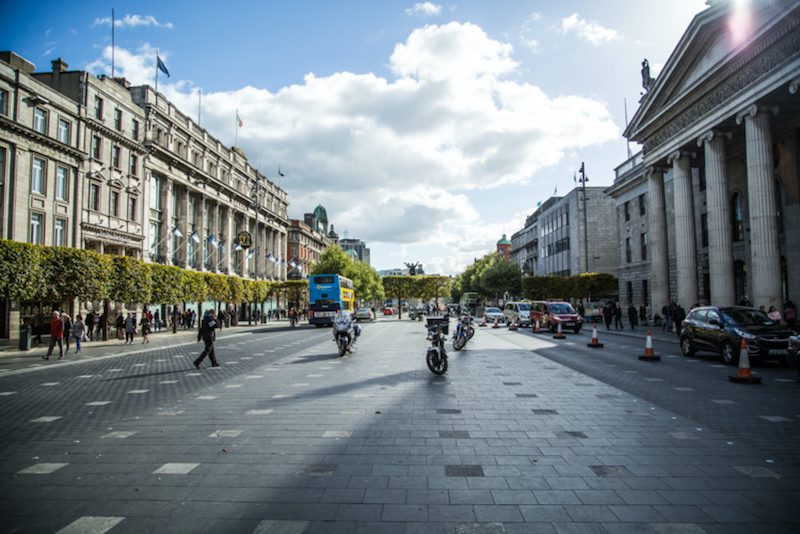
[43, 311, 64, 360]
[602, 302, 614, 330]
[115, 312, 125, 340]
[613, 302, 624, 330]
[140, 314, 151, 344]
[194, 309, 219, 368]
[33, 309, 43, 344]
[662, 302, 672, 332]
[673, 303, 686, 337]
[87, 311, 96, 341]
[72, 314, 86, 354]
[61, 313, 72, 354]
[639, 304, 648, 326]
[124, 313, 136, 345]
[628, 303, 638, 330]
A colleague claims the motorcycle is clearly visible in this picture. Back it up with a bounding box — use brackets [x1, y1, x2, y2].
[452, 316, 469, 351]
[333, 310, 360, 357]
[426, 314, 450, 375]
[289, 314, 297, 328]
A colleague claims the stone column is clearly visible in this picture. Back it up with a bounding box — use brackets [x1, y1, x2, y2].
[179, 188, 190, 268]
[646, 166, 670, 311]
[162, 179, 173, 260]
[698, 131, 735, 307]
[736, 105, 782, 311]
[669, 150, 699, 308]
[225, 207, 234, 274]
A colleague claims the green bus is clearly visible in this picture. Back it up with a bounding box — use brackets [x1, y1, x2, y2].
[459, 292, 478, 313]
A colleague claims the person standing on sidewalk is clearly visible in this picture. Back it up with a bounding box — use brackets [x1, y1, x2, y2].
[124, 313, 136, 345]
[140, 314, 151, 344]
[87, 311, 96, 341]
[72, 314, 86, 354]
[662, 302, 672, 332]
[194, 310, 219, 368]
[43, 311, 64, 360]
[613, 302, 624, 330]
[61, 313, 72, 354]
[673, 303, 686, 337]
[627, 304, 638, 330]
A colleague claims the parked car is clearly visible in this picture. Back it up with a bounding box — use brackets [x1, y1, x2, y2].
[355, 308, 375, 322]
[383, 307, 394, 315]
[789, 334, 800, 378]
[530, 301, 583, 333]
[483, 307, 505, 324]
[503, 302, 532, 326]
[679, 306, 794, 365]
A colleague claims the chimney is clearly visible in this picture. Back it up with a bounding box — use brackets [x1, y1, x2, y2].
[51, 58, 68, 89]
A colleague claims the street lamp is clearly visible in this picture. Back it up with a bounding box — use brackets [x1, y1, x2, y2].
[578, 162, 589, 273]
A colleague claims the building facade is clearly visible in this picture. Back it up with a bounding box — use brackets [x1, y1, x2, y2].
[624, 0, 800, 312]
[496, 234, 511, 260]
[287, 219, 327, 279]
[339, 237, 370, 265]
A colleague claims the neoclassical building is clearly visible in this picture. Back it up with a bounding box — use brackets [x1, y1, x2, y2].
[624, 0, 800, 312]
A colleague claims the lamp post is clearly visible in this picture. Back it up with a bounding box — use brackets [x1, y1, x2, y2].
[578, 162, 589, 273]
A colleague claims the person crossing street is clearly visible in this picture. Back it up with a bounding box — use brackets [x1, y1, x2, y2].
[194, 310, 219, 369]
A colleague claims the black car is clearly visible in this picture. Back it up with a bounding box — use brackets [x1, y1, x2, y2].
[679, 306, 794, 365]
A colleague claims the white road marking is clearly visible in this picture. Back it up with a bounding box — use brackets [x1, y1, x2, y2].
[102, 431, 137, 439]
[323, 430, 353, 438]
[18, 462, 68, 474]
[55, 516, 125, 534]
[208, 430, 243, 438]
[127, 390, 149, 394]
[86, 401, 112, 406]
[31, 416, 62, 423]
[225, 384, 243, 388]
[247, 409, 274, 415]
[153, 463, 199, 474]
[196, 396, 217, 400]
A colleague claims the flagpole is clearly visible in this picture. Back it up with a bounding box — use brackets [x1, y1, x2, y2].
[111, 9, 115, 78]
[235, 108, 238, 148]
[198, 89, 202, 126]
[155, 49, 159, 107]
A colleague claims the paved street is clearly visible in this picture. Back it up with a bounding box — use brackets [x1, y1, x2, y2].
[1, 318, 799, 534]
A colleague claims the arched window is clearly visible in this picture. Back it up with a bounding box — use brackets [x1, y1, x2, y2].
[731, 192, 744, 242]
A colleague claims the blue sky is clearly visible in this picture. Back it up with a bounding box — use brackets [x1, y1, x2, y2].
[1, 0, 708, 275]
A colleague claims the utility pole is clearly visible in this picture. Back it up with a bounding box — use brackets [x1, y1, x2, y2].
[578, 162, 589, 273]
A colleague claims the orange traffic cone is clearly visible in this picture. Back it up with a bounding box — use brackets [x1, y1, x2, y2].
[553, 321, 566, 339]
[480, 315, 487, 327]
[638, 329, 661, 361]
[532, 319, 542, 334]
[587, 324, 604, 348]
[492, 317, 500, 329]
[508, 319, 517, 331]
[729, 338, 762, 384]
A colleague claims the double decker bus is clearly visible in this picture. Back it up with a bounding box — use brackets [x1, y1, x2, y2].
[459, 292, 478, 314]
[308, 274, 355, 327]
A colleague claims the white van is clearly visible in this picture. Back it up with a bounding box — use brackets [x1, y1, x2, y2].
[503, 302, 532, 326]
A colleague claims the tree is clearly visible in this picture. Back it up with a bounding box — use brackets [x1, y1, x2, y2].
[416, 276, 451, 306]
[0, 239, 46, 302]
[480, 259, 522, 299]
[310, 245, 351, 277]
[149, 264, 185, 307]
[382, 276, 416, 319]
[109, 256, 151, 306]
[42, 247, 110, 307]
[349, 259, 385, 305]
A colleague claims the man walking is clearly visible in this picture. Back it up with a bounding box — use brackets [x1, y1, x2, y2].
[43, 311, 64, 360]
[194, 310, 219, 368]
[662, 302, 672, 332]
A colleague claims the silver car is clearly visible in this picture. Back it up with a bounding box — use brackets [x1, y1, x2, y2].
[354, 308, 375, 322]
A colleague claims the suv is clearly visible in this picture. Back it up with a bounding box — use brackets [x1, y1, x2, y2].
[679, 306, 794, 365]
[530, 301, 583, 333]
[503, 302, 531, 326]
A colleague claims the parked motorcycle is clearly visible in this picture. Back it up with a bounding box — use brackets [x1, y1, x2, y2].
[452, 316, 469, 351]
[333, 310, 360, 357]
[426, 314, 450, 375]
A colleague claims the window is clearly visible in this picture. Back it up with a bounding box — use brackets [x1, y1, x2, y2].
[94, 96, 103, 119]
[731, 192, 744, 242]
[128, 196, 137, 221]
[641, 233, 647, 261]
[624, 201, 630, 222]
[129, 154, 138, 176]
[114, 108, 122, 130]
[131, 119, 139, 140]
[34, 108, 47, 134]
[57, 119, 70, 144]
[112, 146, 121, 169]
[639, 193, 646, 216]
[642, 280, 648, 305]
[30, 213, 43, 245]
[110, 190, 119, 217]
[89, 184, 100, 211]
[54, 218, 66, 247]
[625, 237, 632, 263]
[31, 157, 45, 194]
[0, 89, 7, 116]
[698, 167, 706, 192]
[627, 281, 633, 304]
[149, 175, 161, 210]
[55, 167, 68, 201]
[700, 213, 708, 248]
[91, 136, 101, 159]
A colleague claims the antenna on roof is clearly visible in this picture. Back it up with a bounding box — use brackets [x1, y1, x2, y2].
[624, 98, 632, 159]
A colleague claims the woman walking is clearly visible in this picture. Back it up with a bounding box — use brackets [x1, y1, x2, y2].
[61, 313, 72, 354]
[140, 314, 151, 344]
[124, 313, 136, 345]
[72, 314, 86, 354]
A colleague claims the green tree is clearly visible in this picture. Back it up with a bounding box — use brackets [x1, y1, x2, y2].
[480, 259, 522, 299]
[382, 276, 416, 319]
[417, 276, 451, 305]
[42, 247, 110, 305]
[349, 259, 385, 305]
[149, 264, 185, 306]
[0, 239, 46, 302]
[309, 245, 351, 277]
[109, 256, 151, 305]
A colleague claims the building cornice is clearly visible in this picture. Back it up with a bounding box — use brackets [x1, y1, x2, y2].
[0, 114, 86, 162]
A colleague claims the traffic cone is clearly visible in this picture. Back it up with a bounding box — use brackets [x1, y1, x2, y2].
[587, 324, 604, 348]
[480, 315, 487, 327]
[492, 317, 500, 329]
[508, 319, 517, 331]
[532, 319, 542, 334]
[638, 329, 661, 361]
[729, 338, 763, 384]
[553, 321, 566, 339]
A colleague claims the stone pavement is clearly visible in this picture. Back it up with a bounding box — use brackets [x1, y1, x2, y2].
[1, 318, 798, 534]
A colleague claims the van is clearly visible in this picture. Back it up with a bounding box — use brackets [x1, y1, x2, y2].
[503, 302, 532, 326]
[530, 301, 583, 333]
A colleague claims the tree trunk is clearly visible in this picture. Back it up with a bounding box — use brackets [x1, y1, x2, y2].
[102, 301, 109, 341]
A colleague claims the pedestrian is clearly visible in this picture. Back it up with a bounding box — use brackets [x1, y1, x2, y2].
[33, 309, 43, 344]
[784, 299, 797, 330]
[627, 303, 638, 330]
[662, 302, 672, 332]
[639, 304, 647, 326]
[61, 313, 72, 353]
[194, 309, 219, 368]
[614, 302, 624, 330]
[115, 312, 125, 340]
[767, 306, 782, 323]
[72, 314, 85, 354]
[140, 314, 151, 343]
[602, 302, 613, 330]
[124, 313, 136, 344]
[673, 303, 686, 337]
[99, 312, 107, 341]
[191, 310, 197, 329]
[577, 301, 585, 319]
[43, 311, 64, 360]
[86, 311, 96, 341]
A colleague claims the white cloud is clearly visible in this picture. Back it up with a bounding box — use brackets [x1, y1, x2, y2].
[92, 14, 174, 29]
[560, 13, 621, 45]
[405, 3, 442, 17]
[93, 22, 618, 274]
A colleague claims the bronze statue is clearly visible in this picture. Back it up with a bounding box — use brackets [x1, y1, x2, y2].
[405, 262, 420, 276]
[641, 59, 655, 93]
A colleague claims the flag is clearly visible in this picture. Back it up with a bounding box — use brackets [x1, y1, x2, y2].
[289, 260, 296, 268]
[208, 235, 218, 249]
[278, 165, 284, 177]
[267, 253, 275, 263]
[157, 55, 170, 77]
[537, 201, 542, 207]
[172, 226, 183, 238]
[219, 239, 226, 252]
[573, 172, 577, 184]
[190, 231, 200, 243]
[554, 185, 558, 195]
[234, 243, 243, 252]
[246, 249, 254, 260]
[237, 112, 243, 127]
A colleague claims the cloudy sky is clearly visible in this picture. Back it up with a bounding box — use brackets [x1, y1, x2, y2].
[1, 0, 708, 275]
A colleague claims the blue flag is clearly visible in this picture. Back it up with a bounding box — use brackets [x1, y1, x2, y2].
[157, 56, 170, 77]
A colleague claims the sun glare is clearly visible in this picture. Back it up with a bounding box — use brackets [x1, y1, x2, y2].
[729, 0, 753, 45]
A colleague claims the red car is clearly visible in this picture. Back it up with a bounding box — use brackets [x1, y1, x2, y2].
[383, 307, 394, 315]
[530, 301, 583, 334]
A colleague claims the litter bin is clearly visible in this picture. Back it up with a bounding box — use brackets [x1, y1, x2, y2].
[19, 324, 31, 351]
[225, 315, 231, 328]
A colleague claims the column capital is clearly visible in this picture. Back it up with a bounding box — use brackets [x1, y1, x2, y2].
[644, 165, 670, 178]
[735, 104, 779, 124]
[697, 130, 732, 147]
[667, 150, 696, 165]
[789, 76, 800, 94]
